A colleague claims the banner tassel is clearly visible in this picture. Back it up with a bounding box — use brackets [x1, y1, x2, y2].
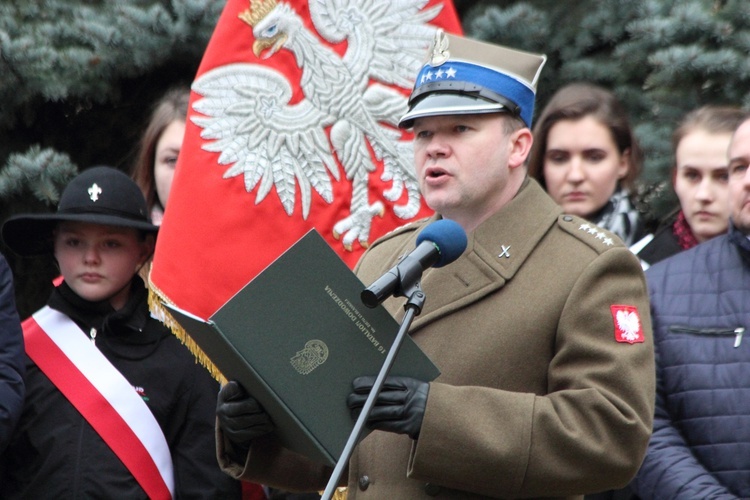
[147, 274, 227, 386]
[149, 276, 347, 498]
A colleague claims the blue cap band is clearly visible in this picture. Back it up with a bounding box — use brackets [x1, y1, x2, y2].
[409, 60, 536, 127]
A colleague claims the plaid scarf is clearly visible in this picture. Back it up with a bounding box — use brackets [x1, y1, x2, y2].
[672, 210, 699, 250]
[594, 189, 642, 246]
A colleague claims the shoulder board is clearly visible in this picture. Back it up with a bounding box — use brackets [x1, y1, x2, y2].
[556, 214, 625, 253]
[370, 217, 430, 247]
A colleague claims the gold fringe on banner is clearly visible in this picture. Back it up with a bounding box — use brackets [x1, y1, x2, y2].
[319, 487, 348, 499]
[149, 274, 346, 500]
[147, 274, 227, 386]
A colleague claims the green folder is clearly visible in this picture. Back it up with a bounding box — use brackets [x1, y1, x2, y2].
[164, 229, 440, 467]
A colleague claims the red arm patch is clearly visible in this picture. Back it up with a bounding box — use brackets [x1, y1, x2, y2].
[610, 305, 645, 344]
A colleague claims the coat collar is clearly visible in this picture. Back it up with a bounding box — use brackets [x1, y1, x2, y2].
[49, 276, 150, 337]
[729, 221, 750, 254]
[408, 178, 561, 330]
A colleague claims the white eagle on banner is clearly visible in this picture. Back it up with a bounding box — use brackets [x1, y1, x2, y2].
[190, 0, 444, 250]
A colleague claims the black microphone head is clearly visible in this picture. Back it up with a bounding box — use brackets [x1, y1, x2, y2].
[416, 219, 467, 268]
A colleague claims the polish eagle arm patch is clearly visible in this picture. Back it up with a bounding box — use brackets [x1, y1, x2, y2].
[611, 305, 645, 344]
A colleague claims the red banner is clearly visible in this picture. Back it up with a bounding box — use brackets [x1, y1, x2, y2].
[150, 0, 461, 323]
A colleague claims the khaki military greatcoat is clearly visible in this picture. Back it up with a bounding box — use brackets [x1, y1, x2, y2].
[219, 178, 655, 499]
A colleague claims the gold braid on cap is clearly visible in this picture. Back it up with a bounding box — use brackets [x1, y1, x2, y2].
[238, 0, 277, 28]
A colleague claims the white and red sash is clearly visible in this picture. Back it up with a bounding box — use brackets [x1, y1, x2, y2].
[24, 306, 175, 500]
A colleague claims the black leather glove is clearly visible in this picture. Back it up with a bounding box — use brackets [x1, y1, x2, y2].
[346, 375, 429, 440]
[217, 381, 274, 456]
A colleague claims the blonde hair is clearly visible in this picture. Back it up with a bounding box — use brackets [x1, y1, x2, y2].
[672, 105, 747, 165]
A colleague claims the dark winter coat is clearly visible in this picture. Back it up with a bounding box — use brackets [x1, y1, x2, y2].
[2, 278, 241, 499]
[635, 222, 682, 268]
[0, 253, 24, 452]
[630, 224, 750, 499]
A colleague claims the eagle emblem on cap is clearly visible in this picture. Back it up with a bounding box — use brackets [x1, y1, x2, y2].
[429, 29, 450, 66]
[189, 0, 446, 250]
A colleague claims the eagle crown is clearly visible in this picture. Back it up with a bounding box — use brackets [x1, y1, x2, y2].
[239, 0, 277, 28]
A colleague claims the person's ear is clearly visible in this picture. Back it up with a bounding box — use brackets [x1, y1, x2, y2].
[617, 148, 631, 180]
[508, 128, 533, 170]
[139, 234, 156, 265]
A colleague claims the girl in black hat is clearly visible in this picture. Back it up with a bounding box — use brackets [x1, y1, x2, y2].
[0, 166, 241, 499]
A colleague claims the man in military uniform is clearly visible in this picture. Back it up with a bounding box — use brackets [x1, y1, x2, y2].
[216, 31, 655, 499]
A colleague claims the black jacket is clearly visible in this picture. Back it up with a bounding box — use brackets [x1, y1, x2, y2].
[635, 212, 683, 268]
[2, 278, 241, 499]
[0, 254, 23, 452]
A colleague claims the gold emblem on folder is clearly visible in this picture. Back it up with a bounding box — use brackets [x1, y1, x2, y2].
[290, 340, 329, 375]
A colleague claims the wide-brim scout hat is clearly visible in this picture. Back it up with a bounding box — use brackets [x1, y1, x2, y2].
[399, 30, 547, 129]
[2, 166, 158, 256]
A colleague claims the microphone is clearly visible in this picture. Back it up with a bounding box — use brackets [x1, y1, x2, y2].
[361, 219, 467, 308]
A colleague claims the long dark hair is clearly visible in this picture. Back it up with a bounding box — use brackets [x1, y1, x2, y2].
[131, 87, 190, 211]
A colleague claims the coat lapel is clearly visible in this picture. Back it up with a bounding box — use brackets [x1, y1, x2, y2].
[410, 179, 561, 331]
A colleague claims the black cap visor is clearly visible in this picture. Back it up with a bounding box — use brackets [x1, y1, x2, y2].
[399, 93, 506, 129]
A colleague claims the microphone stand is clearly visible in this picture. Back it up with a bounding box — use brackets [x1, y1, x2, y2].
[321, 281, 426, 500]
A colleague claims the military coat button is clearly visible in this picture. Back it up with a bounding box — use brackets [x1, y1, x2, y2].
[563, 215, 573, 222]
[358, 475, 370, 491]
[424, 483, 441, 496]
